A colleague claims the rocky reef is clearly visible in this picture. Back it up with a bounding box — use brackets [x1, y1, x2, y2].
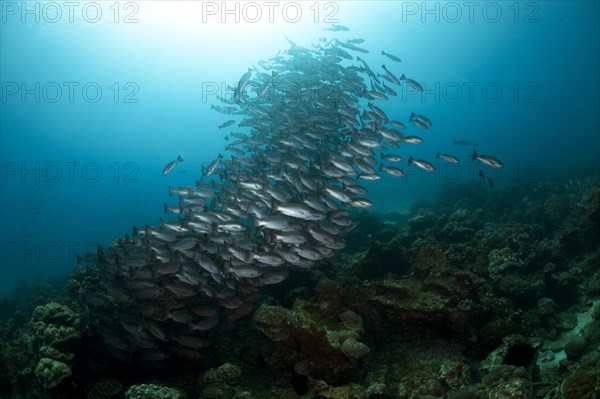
[0, 172, 598, 398]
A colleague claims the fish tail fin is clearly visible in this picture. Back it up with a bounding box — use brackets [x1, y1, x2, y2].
[381, 50, 385, 55]
[378, 163, 384, 172]
[168, 186, 175, 196]
[479, 169, 484, 177]
[408, 155, 414, 165]
[436, 151, 440, 158]
[252, 216, 260, 228]
[177, 155, 184, 162]
[380, 152, 385, 160]
[400, 74, 406, 80]
[472, 149, 478, 161]
[163, 202, 169, 214]
[453, 140, 457, 145]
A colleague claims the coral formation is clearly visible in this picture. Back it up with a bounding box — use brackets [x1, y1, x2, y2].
[124, 383, 184, 399]
[34, 357, 72, 389]
[0, 171, 597, 399]
[253, 295, 370, 384]
[86, 378, 123, 399]
[30, 302, 79, 347]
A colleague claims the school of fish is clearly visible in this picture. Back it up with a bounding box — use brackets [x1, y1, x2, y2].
[74, 29, 502, 361]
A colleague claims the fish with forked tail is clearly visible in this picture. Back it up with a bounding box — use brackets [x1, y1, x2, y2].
[472, 149, 503, 168]
[162, 155, 183, 176]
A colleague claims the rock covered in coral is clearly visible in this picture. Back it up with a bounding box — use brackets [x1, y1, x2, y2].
[201, 362, 242, 385]
[254, 304, 299, 342]
[314, 383, 367, 399]
[197, 363, 242, 399]
[34, 357, 71, 389]
[561, 350, 600, 399]
[340, 338, 370, 360]
[350, 246, 480, 334]
[361, 340, 470, 398]
[537, 297, 558, 318]
[86, 378, 123, 399]
[481, 335, 538, 372]
[27, 302, 81, 390]
[407, 208, 438, 233]
[30, 302, 79, 346]
[564, 335, 586, 360]
[351, 236, 410, 280]
[124, 383, 184, 399]
[253, 291, 370, 384]
[481, 365, 533, 399]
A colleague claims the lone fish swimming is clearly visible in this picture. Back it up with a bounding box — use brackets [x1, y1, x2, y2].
[162, 155, 184, 176]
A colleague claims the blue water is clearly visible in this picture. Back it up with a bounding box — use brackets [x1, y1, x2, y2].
[1, 1, 598, 297]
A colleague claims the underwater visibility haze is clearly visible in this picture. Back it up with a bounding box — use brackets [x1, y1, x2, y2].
[0, 1, 599, 398]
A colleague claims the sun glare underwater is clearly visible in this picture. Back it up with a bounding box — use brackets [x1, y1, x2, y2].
[0, 1, 599, 399]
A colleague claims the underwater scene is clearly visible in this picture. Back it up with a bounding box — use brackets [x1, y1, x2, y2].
[1, 1, 599, 398]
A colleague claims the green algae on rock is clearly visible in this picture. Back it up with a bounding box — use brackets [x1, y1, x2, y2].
[124, 383, 184, 399]
[34, 357, 72, 389]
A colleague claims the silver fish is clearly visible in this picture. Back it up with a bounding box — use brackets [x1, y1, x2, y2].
[400, 74, 423, 92]
[408, 156, 436, 172]
[381, 50, 402, 62]
[218, 120, 236, 130]
[402, 135, 424, 144]
[436, 151, 459, 164]
[472, 149, 503, 168]
[162, 155, 184, 176]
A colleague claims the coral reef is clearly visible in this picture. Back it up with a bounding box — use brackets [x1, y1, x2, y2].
[34, 357, 72, 389]
[30, 302, 80, 347]
[86, 378, 123, 399]
[29, 302, 81, 389]
[253, 291, 370, 384]
[0, 171, 597, 398]
[124, 383, 184, 399]
[560, 351, 600, 399]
